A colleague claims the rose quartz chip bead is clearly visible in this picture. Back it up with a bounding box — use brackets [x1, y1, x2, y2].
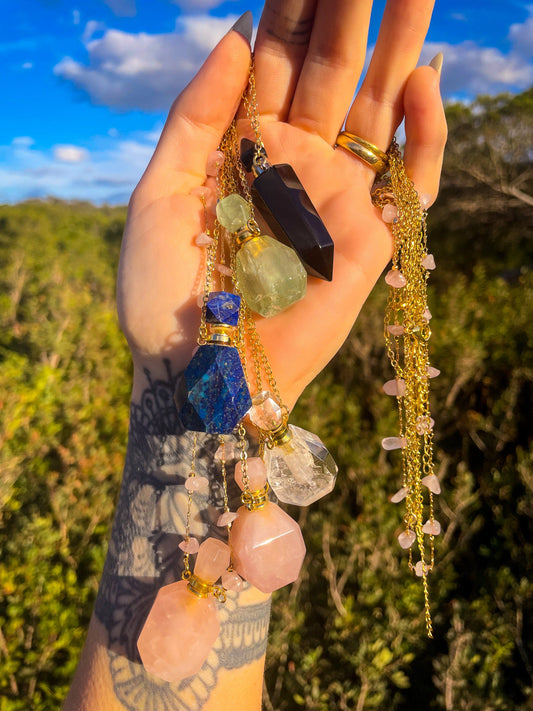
[206, 150, 225, 176]
[381, 436, 406, 451]
[421, 253, 436, 270]
[383, 378, 406, 397]
[427, 366, 440, 378]
[217, 511, 238, 527]
[138, 538, 230, 683]
[421, 474, 441, 495]
[387, 324, 405, 336]
[422, 519, 442, 536]
[382, 204, 398, 223]
[398, 529, 416, 549]
[385, 269, 407, 288]
[179, 537, 200, 554]
[185, 475, 209, 493]
[390, 487, 408, 503]
[195, 232, 213, 247]
[222, 570, 244, 592]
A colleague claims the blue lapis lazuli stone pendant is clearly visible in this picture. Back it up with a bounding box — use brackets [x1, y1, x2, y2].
[175, 292, 252, 434]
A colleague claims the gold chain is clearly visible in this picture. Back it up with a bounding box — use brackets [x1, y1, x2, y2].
[377, 139, 436, 638]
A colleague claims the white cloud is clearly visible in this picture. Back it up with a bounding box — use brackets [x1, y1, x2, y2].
[12, 136, 35, 148]
[22, 61, 33, 69]
[509, 8, 533, 59]
[54, 14, 239, 111]
[417, 40, 533, 97]
[0, 130, 159, 205]
[53, 145, 90, 163]
[73, 9, 81, 25]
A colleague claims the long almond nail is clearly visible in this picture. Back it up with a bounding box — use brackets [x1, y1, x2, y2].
[429, 52, 443, 76]
[230, 11, 253, 46]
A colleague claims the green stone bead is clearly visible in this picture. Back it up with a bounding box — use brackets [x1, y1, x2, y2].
[236, 235, 307, 318]
[216, 194, 251, 232]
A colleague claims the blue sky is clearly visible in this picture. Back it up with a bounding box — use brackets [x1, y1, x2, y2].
[1, 0, 532, 205]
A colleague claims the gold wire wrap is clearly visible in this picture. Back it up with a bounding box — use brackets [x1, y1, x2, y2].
[335, 132, 389, 173]
[374, 138, 436, 638]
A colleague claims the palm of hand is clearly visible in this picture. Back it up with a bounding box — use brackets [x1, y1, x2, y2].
[118, 119, 390, 407]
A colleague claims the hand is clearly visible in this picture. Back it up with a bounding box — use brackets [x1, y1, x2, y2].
[117, 0, 447, 409]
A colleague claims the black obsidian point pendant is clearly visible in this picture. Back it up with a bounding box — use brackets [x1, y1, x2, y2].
[240, 138, 334, 282]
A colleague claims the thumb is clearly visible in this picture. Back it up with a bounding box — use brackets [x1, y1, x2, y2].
[142, 15, 253, 192]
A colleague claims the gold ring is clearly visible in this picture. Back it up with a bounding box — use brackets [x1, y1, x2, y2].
[335, 132, 388, 174]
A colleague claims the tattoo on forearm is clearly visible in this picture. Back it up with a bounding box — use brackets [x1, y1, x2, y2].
[95, 361, 271, 710]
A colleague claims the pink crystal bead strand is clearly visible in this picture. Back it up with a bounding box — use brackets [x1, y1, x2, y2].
[138, 538, 231, 683]
[230, 457, 306, 594]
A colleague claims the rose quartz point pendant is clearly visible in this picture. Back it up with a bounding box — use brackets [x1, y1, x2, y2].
[422, 253, 436, 270]
[179, 537, 200, 554]
[217, 511, 238, 527]
[382, 204, 398, 223]
[421, 474, 441, 495]
[234, 457, 268, 492]
[137, 580, 219, 683]
[383, 378, 406, 397]
[230, 502, 306, 593]
[385, 269, 407, 288]
[398, 529, 416, 549]
[222, 570, 244, 592]
[381, 436, 406, 451]
[387, 324, 405, 336]
[206, 150, 225, 177]
[422, 519, 442, 536]
[390, 487, 408, 504]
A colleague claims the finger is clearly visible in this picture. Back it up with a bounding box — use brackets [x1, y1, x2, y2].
[288, 0, 373, 143]
[253, 0, 318, 122]
[403, 62, 447, 206]
[346, 0, 435, 153]
[140, 25, 252, 194]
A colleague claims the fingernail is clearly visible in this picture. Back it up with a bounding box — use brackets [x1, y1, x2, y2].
[429, 52, 443, 76]
[230, 11, 253, 46]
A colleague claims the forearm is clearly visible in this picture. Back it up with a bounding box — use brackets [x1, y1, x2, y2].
[64, 361, 271, 711]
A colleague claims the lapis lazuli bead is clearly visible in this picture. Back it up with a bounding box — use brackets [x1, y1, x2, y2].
[176, 344, 251, 434]
[205, 292, 241, 326]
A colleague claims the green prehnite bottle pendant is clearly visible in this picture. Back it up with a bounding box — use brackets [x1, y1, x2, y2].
[217, 195, 307, 318]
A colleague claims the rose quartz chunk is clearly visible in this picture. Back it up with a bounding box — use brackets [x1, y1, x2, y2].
[421, 474, 441, 495]
[383, 378, 406, 397]
[382, 204, 398, 223]
[222, 570, 244, 592]
[194, 538, 231, 583]
[385, 269, 406, 288]
[422, 253, 436, 270]
[206, 150, 225, 176]
[230, 502, 306, 593]
[390, 487, 408, 503]
[234, 457, 268, 491]
[381, 436, 406, 451]
[137, 580, 219, 683]
[398, 529, 416, 549]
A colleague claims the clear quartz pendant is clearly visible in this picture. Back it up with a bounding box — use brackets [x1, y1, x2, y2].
[264, 424, 338, 506]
